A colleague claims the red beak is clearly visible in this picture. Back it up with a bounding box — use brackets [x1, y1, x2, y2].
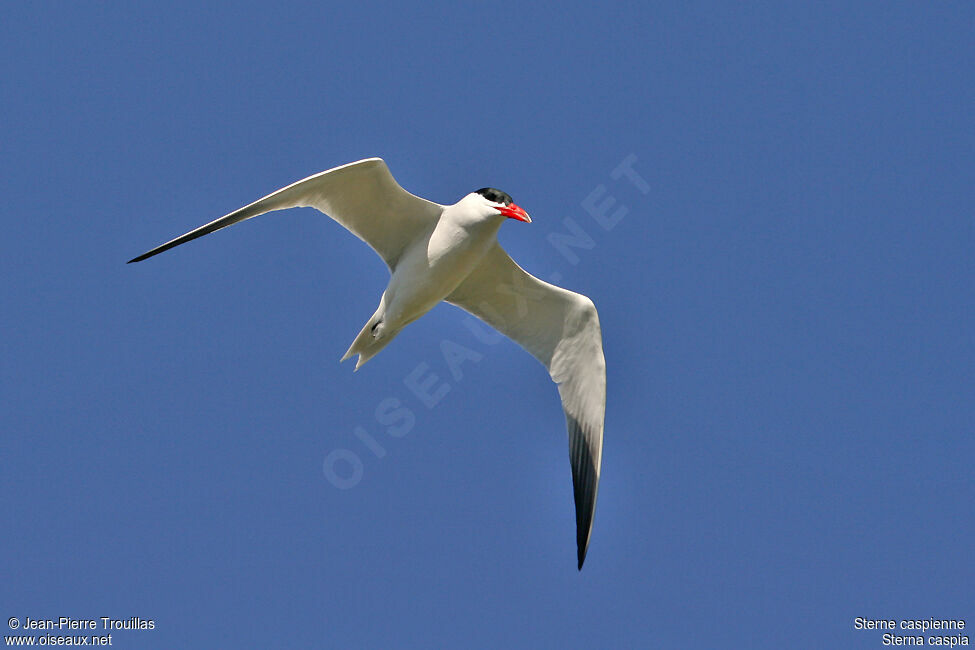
[497, 203, 531, 223]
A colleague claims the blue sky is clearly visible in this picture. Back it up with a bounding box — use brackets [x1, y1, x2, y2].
[2, 2, 972, 648]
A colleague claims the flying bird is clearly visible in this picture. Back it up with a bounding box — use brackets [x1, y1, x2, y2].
[129, 158, 606, 569]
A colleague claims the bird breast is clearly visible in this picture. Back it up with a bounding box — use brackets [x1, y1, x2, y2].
[383, 216, 502, 327]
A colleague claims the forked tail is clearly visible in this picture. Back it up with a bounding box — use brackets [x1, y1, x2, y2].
[340, 311, 397, 371]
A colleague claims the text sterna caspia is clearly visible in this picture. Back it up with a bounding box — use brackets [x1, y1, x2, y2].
[129, 158, 606, 569]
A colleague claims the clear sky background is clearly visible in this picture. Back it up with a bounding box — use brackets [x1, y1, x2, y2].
[2, 2, 972, 648]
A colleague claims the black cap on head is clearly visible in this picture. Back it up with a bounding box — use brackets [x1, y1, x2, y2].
[476, 187, 513, 206]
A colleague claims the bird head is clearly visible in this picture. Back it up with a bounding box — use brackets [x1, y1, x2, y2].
[471, 187, 532, 223]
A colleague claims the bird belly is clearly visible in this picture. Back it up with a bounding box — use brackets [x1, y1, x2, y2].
[383, 221, 499, 328]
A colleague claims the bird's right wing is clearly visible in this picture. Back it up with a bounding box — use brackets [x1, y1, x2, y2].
[446, 243, 606, 569]
[128, 158, 443, 268]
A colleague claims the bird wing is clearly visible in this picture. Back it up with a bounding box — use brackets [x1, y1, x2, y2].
[128, 158, 443, 267]
[446, 243, 606, 569]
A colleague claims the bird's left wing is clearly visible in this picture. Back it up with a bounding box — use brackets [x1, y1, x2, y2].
[128, 158, 443, 268]
[445, 243, 606, 569]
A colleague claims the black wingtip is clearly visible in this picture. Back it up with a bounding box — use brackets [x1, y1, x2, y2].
[127, 251, 154, 264]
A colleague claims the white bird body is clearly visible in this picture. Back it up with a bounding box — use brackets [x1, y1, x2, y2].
[129, 158, 606, 569]
[348, 195, 506, 367]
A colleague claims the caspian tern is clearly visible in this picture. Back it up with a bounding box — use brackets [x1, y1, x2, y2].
[129, 158, 606, 569]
